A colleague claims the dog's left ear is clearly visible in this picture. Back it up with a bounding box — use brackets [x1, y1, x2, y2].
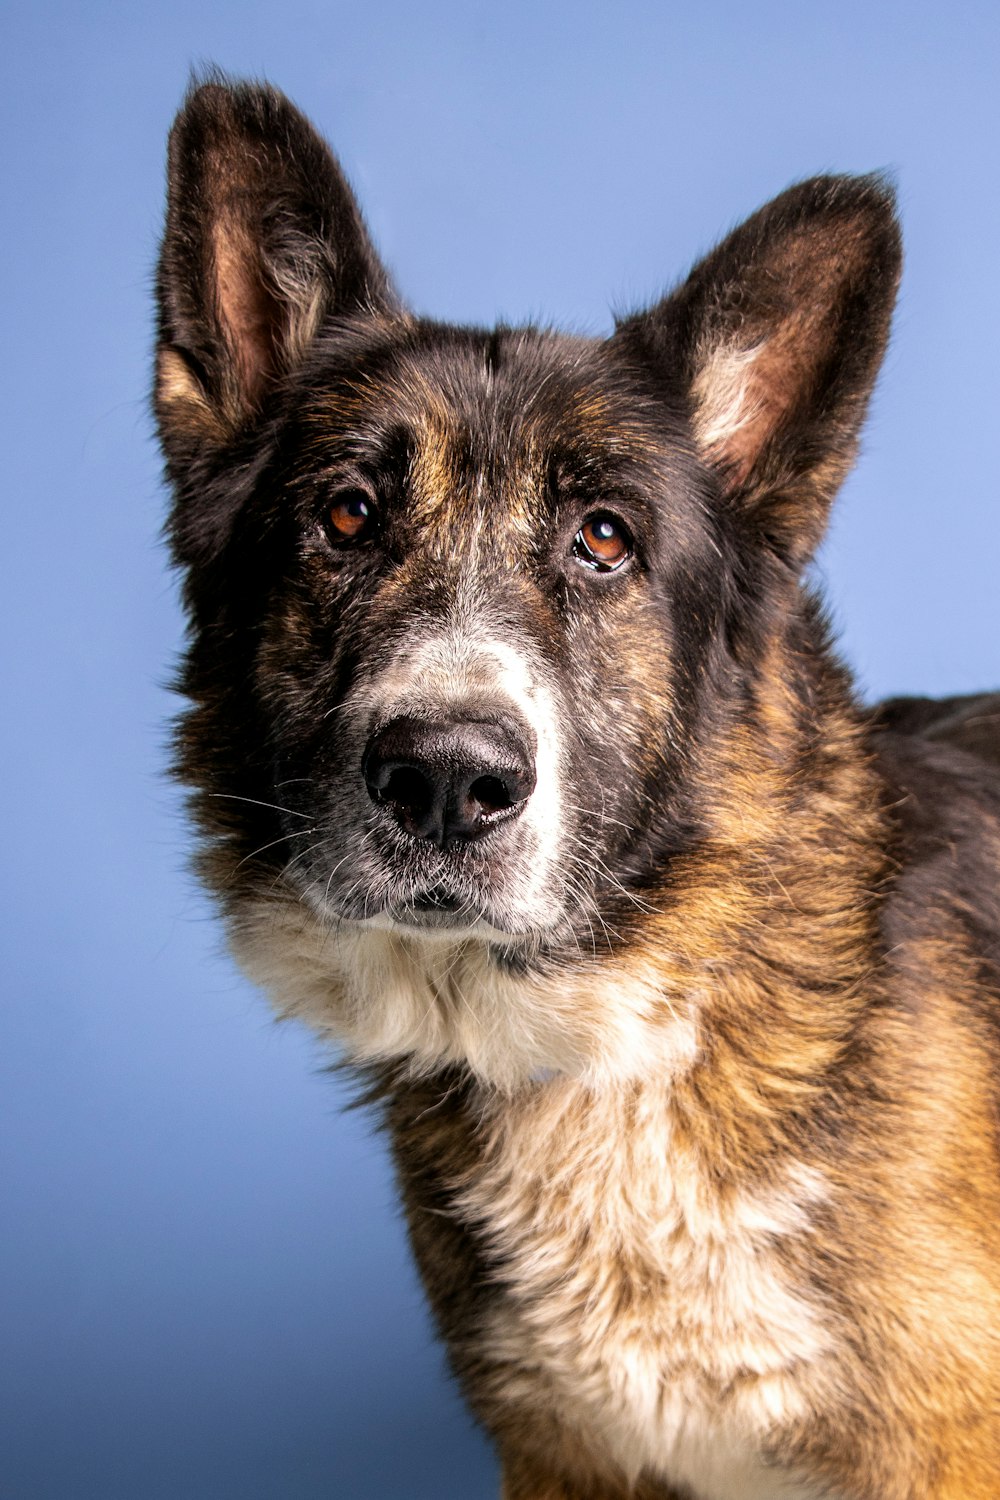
[615, 175, 902, 565]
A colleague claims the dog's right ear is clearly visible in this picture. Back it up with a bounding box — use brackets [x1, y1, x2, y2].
[155, 76, 396, 459]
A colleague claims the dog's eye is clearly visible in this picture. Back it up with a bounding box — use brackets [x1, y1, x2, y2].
[572, 513, 633, 572]
[323, 489, 377, 544]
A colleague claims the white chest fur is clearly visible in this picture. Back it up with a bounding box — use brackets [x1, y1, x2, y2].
[459, 1082, 834, 1500]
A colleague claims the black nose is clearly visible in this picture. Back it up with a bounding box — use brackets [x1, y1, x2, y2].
[362, 715, 536, 850]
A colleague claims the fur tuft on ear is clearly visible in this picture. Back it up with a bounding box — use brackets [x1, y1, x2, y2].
[155, 74, 397, 454]
[616, 174, 902, 565]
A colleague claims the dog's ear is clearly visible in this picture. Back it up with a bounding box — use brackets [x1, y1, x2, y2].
[615, 175, 902, 565]
[155, 76, 395, 456]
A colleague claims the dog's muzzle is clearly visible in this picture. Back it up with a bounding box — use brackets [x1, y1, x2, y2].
[362, 714, 536, 852]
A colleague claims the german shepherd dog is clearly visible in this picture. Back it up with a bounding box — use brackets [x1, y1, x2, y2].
[155, 78, 1000, 1499]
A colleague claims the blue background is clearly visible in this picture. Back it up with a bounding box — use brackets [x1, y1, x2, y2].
[2, 2, 997, 1496]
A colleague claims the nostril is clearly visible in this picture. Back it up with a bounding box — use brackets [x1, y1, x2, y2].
[469, 775, 514, 816]
[373, 764, 438, 840]
[383, 765, 432, 813]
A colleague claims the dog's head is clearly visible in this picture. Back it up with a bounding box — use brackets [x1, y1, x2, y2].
[156, 79, 900, 1084]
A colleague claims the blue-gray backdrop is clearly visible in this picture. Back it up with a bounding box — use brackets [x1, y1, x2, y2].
[2, 2, 998, 1496]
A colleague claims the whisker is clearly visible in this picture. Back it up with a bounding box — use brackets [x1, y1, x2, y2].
[564, 800, 635, 834]
[269, 840, 330, 894]
[209, 792, 313, 820]
[232, 828, 318, 874]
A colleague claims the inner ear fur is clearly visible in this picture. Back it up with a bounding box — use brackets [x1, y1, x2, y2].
[155, 75, 396, 450]
[616, 175, 902, 564]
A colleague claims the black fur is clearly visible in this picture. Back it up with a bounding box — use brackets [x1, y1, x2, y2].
[156, 76, 1000, 1500]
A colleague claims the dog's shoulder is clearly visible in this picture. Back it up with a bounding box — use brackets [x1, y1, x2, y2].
[868, 690, 1000, 836]
[866, 691, 1000, 1001]
[871, 690, 1000, 769]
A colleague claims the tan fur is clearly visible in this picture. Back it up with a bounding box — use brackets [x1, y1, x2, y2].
[155, 347, 227, 441]
[460, 1082, 835, 1499]
[224, 652, 1000, 1497]
[229, 897, 701, 1091]
[156, 102, 999, 1493]
[691, 342, 768, 479]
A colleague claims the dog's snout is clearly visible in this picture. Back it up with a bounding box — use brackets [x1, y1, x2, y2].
[363, 715, 536, 850]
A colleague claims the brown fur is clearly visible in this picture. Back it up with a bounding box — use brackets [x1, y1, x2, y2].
[156, 78, 1000, 1499]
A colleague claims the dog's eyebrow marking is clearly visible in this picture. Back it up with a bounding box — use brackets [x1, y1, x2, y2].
[408, 413, 458, 518]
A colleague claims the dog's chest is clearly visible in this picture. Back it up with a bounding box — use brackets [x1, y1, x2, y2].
[460, 1085, 832, 1500]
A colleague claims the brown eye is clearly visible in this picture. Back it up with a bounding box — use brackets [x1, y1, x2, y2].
[324, 489, 376, 543]
[573, 513, 632, 572]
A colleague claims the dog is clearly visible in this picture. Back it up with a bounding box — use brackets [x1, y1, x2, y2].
[155, 77, 1000, 1499]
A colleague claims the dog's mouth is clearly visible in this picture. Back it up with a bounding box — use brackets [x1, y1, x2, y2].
[385, 883, 485, 932]
[410, 883, 462, 914]
[333, 871, 529, 940]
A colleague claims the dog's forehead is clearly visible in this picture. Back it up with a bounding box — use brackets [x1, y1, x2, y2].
[305, 321, 664, 498]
